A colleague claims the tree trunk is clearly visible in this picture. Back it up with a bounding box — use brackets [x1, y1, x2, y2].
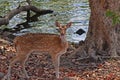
[77, 0, 120, 59]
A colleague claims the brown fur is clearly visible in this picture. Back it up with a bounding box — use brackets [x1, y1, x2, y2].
[2, 22, 72, 80]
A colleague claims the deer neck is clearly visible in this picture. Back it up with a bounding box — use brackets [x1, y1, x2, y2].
[60, 34, 68, 49]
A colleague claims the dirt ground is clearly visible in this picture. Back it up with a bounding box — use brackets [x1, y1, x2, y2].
[0, 42, 120, 80]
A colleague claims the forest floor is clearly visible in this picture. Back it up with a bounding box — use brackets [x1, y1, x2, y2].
[0, 41, 120, 80]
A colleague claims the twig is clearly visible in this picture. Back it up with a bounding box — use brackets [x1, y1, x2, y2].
[0, 5, 53, 26]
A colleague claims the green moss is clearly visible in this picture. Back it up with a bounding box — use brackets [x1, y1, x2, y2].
[106, 9, 120, 25]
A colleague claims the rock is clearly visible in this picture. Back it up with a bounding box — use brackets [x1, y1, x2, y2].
[75, 29, 85, 35]
[0, 72, 4, 78]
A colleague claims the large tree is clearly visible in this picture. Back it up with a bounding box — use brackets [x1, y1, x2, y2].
[78, 0, 120, 59]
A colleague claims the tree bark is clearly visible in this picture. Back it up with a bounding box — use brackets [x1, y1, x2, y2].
[77, 0, 120, 59]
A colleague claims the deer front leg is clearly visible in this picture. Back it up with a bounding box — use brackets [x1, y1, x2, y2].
[51, 54, 61, 79]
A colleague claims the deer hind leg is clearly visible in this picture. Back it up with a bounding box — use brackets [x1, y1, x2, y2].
[51, 54, 61, 78]
[2, 53, 29, 80]
[2, 55, 21, 80]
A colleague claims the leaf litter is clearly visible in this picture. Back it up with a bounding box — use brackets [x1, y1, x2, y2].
[0, 42, 120, 80]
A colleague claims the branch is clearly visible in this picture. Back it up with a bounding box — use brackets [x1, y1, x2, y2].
[0, 5, 53, 26]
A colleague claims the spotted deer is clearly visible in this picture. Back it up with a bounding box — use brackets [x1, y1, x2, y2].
[2, 21, 72, 80]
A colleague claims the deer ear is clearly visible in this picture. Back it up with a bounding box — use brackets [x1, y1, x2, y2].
[66, 22, 72, 28]
[55, 21, 61, 27]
